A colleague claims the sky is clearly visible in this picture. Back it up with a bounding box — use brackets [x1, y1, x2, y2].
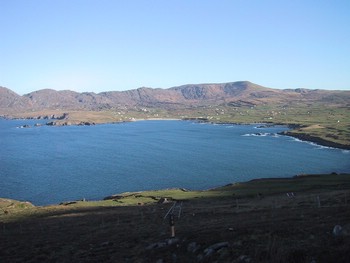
[1, 0, 350, 95]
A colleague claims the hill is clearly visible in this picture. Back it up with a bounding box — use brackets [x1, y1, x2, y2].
[1, 173, 350, 262]
[1, 81, 349, 113]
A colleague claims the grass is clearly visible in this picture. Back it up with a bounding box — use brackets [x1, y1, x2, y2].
[171, 102, 350, 148]
[2, 173, 349, 222]
[1, 173, 350, 262]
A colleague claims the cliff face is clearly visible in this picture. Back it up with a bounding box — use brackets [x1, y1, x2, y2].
[1, 81, 349, 115]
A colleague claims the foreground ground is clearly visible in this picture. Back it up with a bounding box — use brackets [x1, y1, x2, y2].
[1, 174, 350, 262]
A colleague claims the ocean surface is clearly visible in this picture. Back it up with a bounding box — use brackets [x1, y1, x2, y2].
[0, 119, 349, 205]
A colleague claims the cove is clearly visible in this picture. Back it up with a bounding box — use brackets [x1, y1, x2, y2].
[0, 119, 349, 205]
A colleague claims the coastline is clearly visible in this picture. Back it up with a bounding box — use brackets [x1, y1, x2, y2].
[279, 130, 350, 150]
[3, 114, 350, 150]
[193, 118, 350, 150]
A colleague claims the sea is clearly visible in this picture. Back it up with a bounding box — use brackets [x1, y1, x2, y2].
[0, 119, 349, 205]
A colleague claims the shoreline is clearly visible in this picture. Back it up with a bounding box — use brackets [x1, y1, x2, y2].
[279, 130, 350, 150]
[3, 115, 350, 150]
[194, 119, 350, 150]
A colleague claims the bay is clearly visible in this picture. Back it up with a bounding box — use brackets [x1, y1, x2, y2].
[0, 119, 349, 205]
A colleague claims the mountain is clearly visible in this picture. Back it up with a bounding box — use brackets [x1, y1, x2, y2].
[1, 81, 349, 115]
[0, 86, 31, 113]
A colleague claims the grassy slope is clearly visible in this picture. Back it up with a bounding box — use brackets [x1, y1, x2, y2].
[2, 173, 349, 221]
[172, 102, 350, 148]
[1, 174, 350, 263]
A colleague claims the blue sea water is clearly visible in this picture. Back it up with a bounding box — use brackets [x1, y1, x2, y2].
[0, 119, 349, 205]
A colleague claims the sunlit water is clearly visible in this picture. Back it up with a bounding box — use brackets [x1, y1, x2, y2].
[0, 119, 349, 205]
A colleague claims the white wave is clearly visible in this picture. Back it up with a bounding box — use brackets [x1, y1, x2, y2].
[289, 137, 347, 151]
[290, 137, 303, 143]
[242, 133, 273, 137]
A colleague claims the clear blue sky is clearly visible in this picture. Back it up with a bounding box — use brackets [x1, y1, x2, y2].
[1, 0, 349, 94]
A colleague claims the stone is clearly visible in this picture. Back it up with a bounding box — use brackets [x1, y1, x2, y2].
[145, 242, 167, 250]
[158, 197, 170, 204]
[203, 242, 229, 258]
[205, 242, 229, 251]
[46, 121, 56, 126]
[166, 237, 179, 245]
[235, 255, 252, 263]
[203, 248, 214, 257]
[333, 225, 343, 237]
[333, 224, 350, 237]
[187, 242, 200, 253]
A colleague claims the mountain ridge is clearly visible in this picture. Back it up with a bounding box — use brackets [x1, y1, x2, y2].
[1, 81, 349, 115]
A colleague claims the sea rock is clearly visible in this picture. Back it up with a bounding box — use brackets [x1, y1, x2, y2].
[63, 121, 72, 126]
[54, 113, 69, 120]
[78, 121, 95, 126]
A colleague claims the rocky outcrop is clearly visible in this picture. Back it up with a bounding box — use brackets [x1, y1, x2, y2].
[280, 131, 350, 150]
[25, 112, 69, 120]
[46, 120, 95, 126]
